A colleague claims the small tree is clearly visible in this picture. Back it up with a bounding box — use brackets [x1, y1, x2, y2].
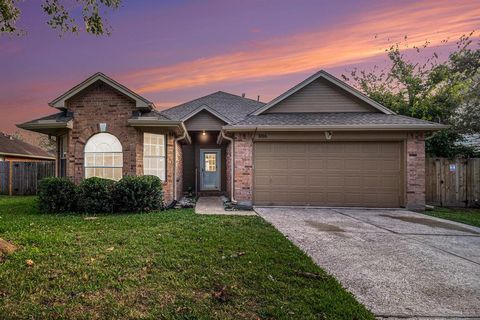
[1, 0, 121, 36]
[342, 32, 480, 158]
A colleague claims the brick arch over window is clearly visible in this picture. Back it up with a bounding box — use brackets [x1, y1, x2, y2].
[70, 124, 142, 183]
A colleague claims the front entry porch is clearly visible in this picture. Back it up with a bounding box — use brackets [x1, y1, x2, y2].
[182, 131, 228, 197]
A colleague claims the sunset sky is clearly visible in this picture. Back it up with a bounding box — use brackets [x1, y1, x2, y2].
[1, 0, 479, 133]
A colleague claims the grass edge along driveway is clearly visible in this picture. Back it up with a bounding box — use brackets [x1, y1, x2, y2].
[0, 196, 373, 319]
[424, 207, 480, 228]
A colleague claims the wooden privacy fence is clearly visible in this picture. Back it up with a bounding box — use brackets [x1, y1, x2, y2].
[0, 161, 55, 196]
[426, 158, 480, 208]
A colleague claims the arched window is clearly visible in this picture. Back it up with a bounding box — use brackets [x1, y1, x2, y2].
[84, 133, 123, 180]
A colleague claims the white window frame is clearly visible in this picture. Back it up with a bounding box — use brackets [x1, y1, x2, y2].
[84, 133, 123, 181]
[143, 133, 166, 181]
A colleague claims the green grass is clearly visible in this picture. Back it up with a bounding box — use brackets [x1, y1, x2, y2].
[0, 196, 373, 319]
[424, 207, 480, 228]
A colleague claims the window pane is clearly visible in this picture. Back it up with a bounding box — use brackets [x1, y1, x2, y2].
[85, 153, 95, 166]
[113, 153, 123, 167]
[143, 133, 166, 181]
[84, 133, 123, 180]
[104, 154, 113, 166]
[113, 168, 122, 180]
[205, 153, 216, 172]
[85, 168, 94, 178]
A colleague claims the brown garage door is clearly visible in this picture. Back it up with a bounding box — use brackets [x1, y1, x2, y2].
[254, 141, 403, 207]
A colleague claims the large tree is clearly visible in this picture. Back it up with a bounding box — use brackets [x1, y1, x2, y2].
[1, 0, 121, 36]
[342, 33, 480, 158]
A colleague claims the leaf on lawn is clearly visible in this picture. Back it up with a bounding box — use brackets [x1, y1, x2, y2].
[106, 247, 115, 252]
[212, 285, 230, 302]
[230, 251, 246, 258]
[84, 217, 98, 220]
[25, 259, 34, 267]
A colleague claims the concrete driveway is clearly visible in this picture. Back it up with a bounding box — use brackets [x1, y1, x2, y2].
[256, 207, 480, 319]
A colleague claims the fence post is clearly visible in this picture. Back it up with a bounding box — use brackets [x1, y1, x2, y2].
[8, 161, 13, 196]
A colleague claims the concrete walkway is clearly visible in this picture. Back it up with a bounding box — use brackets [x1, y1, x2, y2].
[195, 197, 256, 215]
[256, 207, 480, 319]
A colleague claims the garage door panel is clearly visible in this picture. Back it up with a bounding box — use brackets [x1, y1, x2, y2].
[326, 159, 345, 169]
[254, 141, 402, 207]
[308, 159, 325, 169]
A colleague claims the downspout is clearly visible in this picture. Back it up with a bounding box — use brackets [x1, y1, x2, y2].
[220, 130, 236, 204]
[173, 123, 189, 202]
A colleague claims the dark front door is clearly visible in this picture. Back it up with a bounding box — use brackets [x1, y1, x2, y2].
[200, 149, 220, 191]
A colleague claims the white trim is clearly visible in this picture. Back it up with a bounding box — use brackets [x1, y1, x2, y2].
[181, 105, 231, 123]
[49, 72, 153, 110]
[223, 123, 448, 132]
[252, 70, 395, 115]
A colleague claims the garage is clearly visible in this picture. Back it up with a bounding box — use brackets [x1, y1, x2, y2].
[254, 141, 403, 207]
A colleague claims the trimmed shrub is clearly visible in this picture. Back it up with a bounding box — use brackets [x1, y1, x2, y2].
[38, 177, 77, 213]
[113, 175, 164, 212]
[77, 177, 115, 213]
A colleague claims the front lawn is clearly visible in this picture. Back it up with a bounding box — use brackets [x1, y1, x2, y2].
[424, 207, 480, 228]
[0, 196, 373, 319]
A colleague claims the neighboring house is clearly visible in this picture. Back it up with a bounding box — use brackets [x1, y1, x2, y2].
[457, 134, 480, 153]
[18, 71, 445, 210]
[0, 132, 55, 162]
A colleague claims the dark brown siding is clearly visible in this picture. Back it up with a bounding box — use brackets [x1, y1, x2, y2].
[265, 78, 378, 113]
[184, 110, 226, 131]
[182, 144, 195, 192]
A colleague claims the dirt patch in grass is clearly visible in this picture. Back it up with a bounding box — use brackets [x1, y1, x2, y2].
[0, 238, 17, 261]
[379, 215, 479, 234]
[306, 220, 345, 232]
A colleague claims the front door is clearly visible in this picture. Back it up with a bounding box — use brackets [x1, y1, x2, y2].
[200, 149, 221, 191]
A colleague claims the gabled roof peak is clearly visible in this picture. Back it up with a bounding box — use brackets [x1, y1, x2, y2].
[252, 70, 395, 115]
[49, 72, 153, 111]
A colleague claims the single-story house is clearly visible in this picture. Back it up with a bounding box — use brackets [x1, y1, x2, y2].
[18, 70, 446, 210]
[0, 132, 55, 162]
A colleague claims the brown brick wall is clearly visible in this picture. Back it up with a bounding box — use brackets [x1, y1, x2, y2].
[174, 138, 183, 201]
[66, 82, 140, 183]
[232, 132, 254, 203]
[405, 132, 426, 211]
[226, 140, 232, 198]
[64, 82, 176, 205]
[162, 135, 175, 204]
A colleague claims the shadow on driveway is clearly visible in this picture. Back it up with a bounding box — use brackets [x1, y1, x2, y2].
[256, 207, 480, 319]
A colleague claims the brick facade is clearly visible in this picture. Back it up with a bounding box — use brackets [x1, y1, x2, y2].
[225, 140, 232, 198]
[172, 138, 184, 203]
[63, 82, 177, 205]
[405, 132, 426, 211]
[57, 81, 427, 209]
[232, 132, 254, 203]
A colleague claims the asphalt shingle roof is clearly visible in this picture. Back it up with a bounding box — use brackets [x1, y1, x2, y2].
[232, 112, 444, 127]
[160, 91, 265, 124]
[0, 133, 54, 158]
[20, 112, 73, 125]
[131, 110, 172, 121]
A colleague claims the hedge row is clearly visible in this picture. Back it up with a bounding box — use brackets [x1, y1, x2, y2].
[38, 176, 164, 214]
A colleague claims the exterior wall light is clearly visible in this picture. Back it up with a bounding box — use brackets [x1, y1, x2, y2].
[202, 130, 206, 136]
